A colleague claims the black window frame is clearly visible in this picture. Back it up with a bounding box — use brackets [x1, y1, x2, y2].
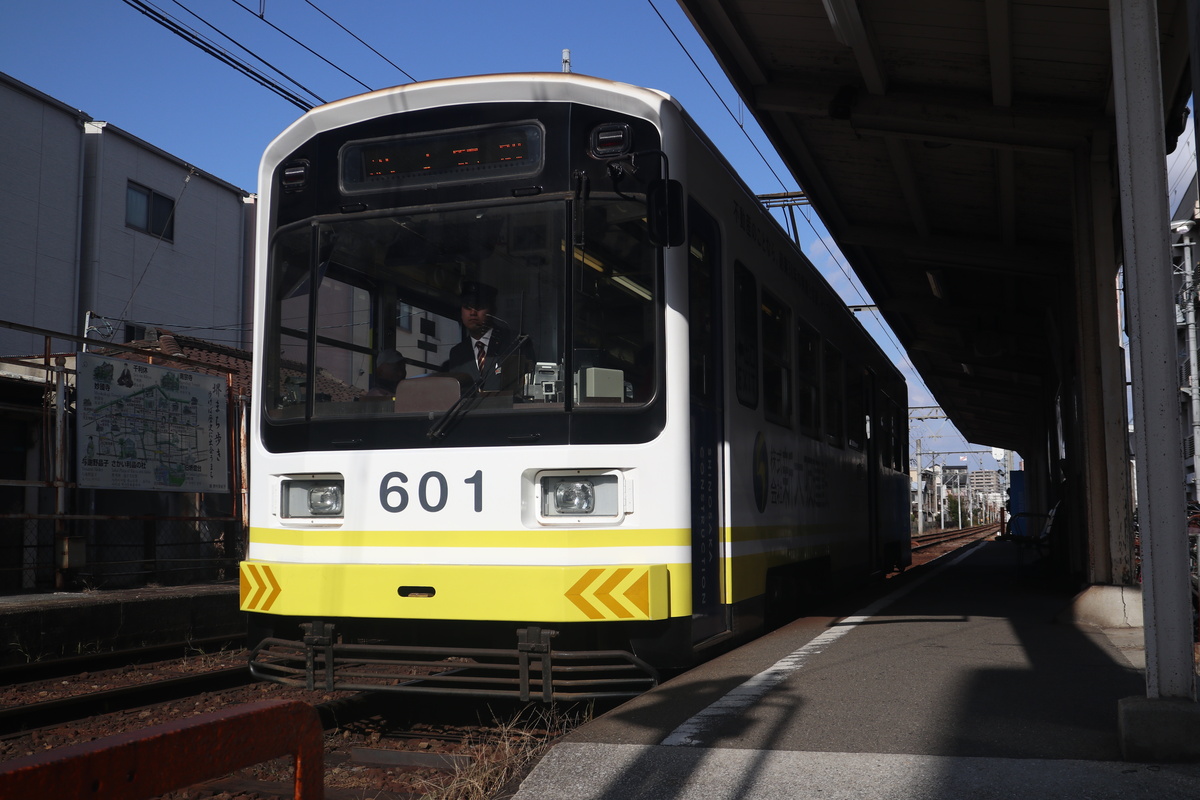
[733, 261, 759, 409]
[760, 285, 793, 427]
[126, 182, 175, 241]
[822, 340, 845, 448]
[796, 319, 821, 438]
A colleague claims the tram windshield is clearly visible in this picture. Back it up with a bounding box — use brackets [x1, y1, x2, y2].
[263, 198, 659, 433]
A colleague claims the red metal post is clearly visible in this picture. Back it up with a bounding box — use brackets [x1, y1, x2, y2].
[0, 699, 324, 799]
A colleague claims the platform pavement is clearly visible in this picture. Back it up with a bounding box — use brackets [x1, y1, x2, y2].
[0, 582, 242, 665]
[510, 541, 1200, 800]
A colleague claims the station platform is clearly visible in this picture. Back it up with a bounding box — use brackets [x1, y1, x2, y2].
[0, 582, 242, 666]
[511, 541, 1200, 800]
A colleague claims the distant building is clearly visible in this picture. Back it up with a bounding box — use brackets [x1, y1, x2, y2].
[968, 470, 1001, 495]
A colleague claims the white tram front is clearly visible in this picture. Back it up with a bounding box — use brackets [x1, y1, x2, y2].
[240, 73, 909, 700]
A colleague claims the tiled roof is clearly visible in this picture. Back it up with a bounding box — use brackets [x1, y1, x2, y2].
[98, 329, 254, 397]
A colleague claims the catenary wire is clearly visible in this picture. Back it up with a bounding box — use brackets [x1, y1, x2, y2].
[303, 0, 417, 83]
[121, 0, 315, 109]
[644, 0, 922, 392]
[230, 0, 374, 94]
[168, 0, 326, 104]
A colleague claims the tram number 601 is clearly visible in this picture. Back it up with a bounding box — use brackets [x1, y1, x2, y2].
[379, 470, 483, 513]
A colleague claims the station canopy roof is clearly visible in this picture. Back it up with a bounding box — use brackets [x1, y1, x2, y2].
[677, 0, 1192, 454]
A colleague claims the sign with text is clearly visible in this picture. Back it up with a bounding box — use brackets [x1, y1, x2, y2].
[76, 354, 229, 493]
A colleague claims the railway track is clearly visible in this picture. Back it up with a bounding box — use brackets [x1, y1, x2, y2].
[912, 524, 999, 552]
[0, 635, 243, 684]
[0, 646, 579, 800]
[0, 664, 256, 736]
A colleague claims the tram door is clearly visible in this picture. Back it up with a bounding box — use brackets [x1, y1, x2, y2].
[686, 202, 728, 642]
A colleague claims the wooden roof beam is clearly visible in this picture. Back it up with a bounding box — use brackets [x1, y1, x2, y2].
[819, 0, 888, 94]
[985, 0, 1013, 108]
[838, 225, 1071, 274]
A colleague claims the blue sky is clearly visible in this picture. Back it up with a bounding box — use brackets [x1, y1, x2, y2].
[1, 0, 1000, 472]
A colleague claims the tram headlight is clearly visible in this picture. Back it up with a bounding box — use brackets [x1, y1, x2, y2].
[282, 477, 345, 519]
[539, 472, 622, 521]
[554, 480, 595, 514]
[308, 484, 343, 516]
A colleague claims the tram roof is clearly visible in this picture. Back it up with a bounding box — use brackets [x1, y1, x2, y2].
[677, 0, 1191, 454]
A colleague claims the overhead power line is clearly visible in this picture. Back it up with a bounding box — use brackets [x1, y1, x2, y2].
[302, 0, 417, 83]
[122, 0, 316, 110]
[169, 0, 328, 104]
[230, 0, 374, 93]
[641, 1, 920, 390]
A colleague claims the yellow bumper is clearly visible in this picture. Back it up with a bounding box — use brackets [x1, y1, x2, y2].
[240, 561, 674, 622]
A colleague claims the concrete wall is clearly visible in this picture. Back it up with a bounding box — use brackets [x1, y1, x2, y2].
[0, 75, 87, 355]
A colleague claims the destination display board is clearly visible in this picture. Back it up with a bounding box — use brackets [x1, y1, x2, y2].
[76, 353, 229, 493]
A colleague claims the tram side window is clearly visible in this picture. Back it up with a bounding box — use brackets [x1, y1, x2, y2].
[823, 341, 844, 447]
[734, 262, 759, 409]
[761, 287, 792, 426]
[846, 365, 865, 451]
[796, 320, 820, 437]
[891, 397, 907, 471]
[878, 391, 894, 468]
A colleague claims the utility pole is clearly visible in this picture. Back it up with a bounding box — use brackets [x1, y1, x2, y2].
[1176, 220, 1200, 501]
[915, 439, 924, 534]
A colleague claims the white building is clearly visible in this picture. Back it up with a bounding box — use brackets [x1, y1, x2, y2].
[0, 71, 254, 356]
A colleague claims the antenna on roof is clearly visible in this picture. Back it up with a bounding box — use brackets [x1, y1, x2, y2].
[562, 49, 571, 73]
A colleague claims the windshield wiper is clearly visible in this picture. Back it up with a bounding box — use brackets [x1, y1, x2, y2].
[426, 333, 531, 441]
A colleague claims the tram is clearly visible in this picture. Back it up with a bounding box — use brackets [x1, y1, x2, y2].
[240, 73, 910, 700]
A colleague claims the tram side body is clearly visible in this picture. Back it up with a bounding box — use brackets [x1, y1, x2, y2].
[680, 113, 911, 631]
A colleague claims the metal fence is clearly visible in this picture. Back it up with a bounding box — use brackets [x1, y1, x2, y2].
[0, 511, 245, 594]
[0, 319, 247, 596]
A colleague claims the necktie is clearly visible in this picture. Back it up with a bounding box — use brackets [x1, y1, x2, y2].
[476, 340, 486, 373]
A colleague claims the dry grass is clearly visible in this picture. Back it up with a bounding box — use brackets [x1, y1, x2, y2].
[415, 703, 591, 800]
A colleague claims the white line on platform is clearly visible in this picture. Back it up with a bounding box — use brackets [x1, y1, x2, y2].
[660, 545, 980, 747]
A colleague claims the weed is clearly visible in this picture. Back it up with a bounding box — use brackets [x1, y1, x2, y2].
[418, 703, 591, 800]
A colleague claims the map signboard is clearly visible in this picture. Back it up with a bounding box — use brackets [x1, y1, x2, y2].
[76, 353, 229, 493]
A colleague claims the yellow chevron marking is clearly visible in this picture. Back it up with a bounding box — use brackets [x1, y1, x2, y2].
[596, 568, 634, 619]
[248, 564, 268, 608]
[563, 567, 655, 620]
[565, 568, 606, 619]
[241, 563, 282, 612]
[239, 566, 250, 607]
[259, 565, 282, 611]
[624, 571, 650, 617]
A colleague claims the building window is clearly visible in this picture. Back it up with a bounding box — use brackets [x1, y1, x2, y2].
[126, 182, 175, 240]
